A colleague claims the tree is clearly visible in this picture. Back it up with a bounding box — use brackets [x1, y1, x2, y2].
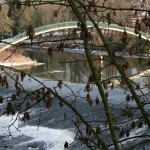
[0, 0, 149, 149]
[0, 4, 13, 39]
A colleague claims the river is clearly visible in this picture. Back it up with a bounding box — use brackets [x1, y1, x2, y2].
[0, 48, 149, 150]
[23, 48, 149, 84]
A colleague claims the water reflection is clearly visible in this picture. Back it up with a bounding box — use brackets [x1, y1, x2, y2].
[24, 49, 91, 83]
[24, 48, 149, 83]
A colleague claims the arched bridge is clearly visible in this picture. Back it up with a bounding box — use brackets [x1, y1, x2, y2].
[0, 21, 149, 52]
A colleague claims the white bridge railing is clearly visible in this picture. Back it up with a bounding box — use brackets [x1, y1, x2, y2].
[0, 21, 149, 52]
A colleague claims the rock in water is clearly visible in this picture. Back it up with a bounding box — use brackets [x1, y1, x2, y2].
[64, 141, 68, 149]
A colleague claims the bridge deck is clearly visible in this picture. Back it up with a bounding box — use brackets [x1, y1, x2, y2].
[0, 21, 149, 52]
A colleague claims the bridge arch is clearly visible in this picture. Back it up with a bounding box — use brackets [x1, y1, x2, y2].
[0, 21, 149, 52]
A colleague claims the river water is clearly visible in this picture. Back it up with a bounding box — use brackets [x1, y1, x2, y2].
[0, 48, 149, 150]
[23, 48, 149, 84]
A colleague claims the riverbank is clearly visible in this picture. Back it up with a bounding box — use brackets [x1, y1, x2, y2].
[0, 49, 44, 67]
[29, 45, 150, 59]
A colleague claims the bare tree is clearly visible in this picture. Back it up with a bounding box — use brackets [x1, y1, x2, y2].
[0, 0, 149, 149]
[0, 4, 13, 38]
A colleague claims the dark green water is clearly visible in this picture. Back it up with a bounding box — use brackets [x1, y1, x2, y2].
[23, 48, 149, 83]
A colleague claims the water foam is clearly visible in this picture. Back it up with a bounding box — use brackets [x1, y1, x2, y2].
[0, 114, 75, 150]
